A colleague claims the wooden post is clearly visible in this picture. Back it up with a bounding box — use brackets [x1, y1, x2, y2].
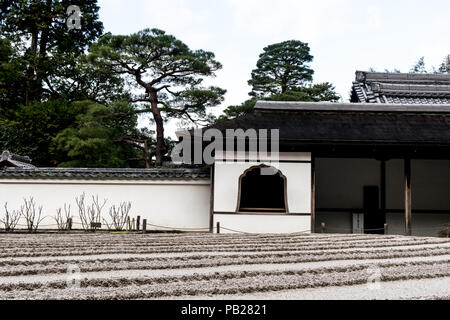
[216, 221, 220, 234]
[311, 156, 316, 233]
[132, 218, 135, 231]
[404, 158, 412, 236]
[209, 166, 215, 233]
[127, 216, 131, 231]
[384, 223, 388, 235]
[380, 160, 386, 227]
[136, 216, 140, 231]
[321, 222, 326, 233]
[142, 219, 147, 234]
[67, 218, 72, 231]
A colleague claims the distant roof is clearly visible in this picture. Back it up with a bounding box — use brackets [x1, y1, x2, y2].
[351, 71, 450, 104]
[0, 167, 210, 181]
[0, 150, 35, 169]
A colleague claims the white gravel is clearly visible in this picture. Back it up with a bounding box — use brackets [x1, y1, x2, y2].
[179, 277, 450, 300]
[1, 241, 448, 263]
[1, 233, 449, 299]
[1, 253, 449, 285]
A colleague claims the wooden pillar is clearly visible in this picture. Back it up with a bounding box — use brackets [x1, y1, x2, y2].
[404, 158, 412, 236]
[209, 165, 215, 233]
[380, 160, 386, 231]
[136, 216, 140, 231]
[142, 219, 147, 234]
[311, 156, 316, 233]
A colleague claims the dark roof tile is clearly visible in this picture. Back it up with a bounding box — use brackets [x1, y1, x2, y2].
[0, 167, 210, 181]
[351, 71, 450, 104]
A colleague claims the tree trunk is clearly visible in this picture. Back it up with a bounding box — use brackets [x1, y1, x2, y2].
[25, 30, 39, 105]
[149, 91, 165, 166]
[143, 140, 151, 168]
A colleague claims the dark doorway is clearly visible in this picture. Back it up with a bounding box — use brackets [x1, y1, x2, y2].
[238, 166, 287, 212]
[363, 186, 384, 234]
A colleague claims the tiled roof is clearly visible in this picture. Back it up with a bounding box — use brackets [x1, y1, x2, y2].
[351, 71, 450, 104]
[0, 167, 210, 180]
[0, 150, 35, 169]
[208, 101, 450, 145]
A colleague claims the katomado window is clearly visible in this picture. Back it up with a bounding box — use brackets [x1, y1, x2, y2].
[237, 165, 288, 213]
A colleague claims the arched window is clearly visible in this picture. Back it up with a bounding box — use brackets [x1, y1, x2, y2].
[237, 165, 288, 213]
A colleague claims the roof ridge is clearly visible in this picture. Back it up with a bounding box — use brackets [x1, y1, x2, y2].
[255, 100, 450, 112]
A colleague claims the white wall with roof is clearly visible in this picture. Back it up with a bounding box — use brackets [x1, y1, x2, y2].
[212, 152, 312, 234]
[0, 178, 211, 231]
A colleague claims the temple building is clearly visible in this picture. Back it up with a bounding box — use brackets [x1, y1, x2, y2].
[1, 71, 450, 236]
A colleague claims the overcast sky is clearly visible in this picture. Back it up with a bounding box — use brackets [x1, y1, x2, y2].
[97, 0, 450, 133]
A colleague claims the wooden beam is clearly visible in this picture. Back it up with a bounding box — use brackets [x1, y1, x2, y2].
[404, 158, 412, 236]
[209, 165, 215, 233]
[311, 156, 316, 233]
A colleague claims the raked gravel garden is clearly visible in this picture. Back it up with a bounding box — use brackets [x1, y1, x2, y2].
[0, 232, 449, 300]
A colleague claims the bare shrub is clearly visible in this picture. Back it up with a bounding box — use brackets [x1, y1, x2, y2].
[438, 224, 450, 238]
[103, 202, 132, 231]
[1, 203, 21, 232]
[54, 204, 71, 231]
[21, 197, 44, 233]
[76, 193, 107, 232]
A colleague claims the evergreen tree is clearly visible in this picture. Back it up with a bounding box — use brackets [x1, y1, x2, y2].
[248, 40, 314, 98]
[0, 0, 103, 105]
[88, 28, 226, 166]
[221, 40, 340, 120]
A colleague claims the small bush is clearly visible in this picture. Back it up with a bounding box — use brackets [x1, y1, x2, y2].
[76, 193, 107, 232]
[54, 204, 72, 231]
[104, 202, 132, 231]
[21, 197, 44, 233]
[1, 202, 21, 232]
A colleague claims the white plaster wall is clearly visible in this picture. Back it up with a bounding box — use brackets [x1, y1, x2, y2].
[214, 153, 312, 214]
[0, 179, 211, 231]
[214, 214, 311, 234]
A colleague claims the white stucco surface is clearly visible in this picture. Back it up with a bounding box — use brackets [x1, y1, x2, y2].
[213, 213, 311, 234]
[0, 179, 211, 231]
[213, 153, 312, 214]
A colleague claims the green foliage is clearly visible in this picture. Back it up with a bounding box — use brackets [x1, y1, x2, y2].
[410, 57, 427, 74]
[45, 53, 128, 103]
[219, 40, 340, 121]
[438, 55, 450, 74]
[0, 99, 81, 166]
[267, 83, 340, 102]
[217, 99, 258, 121]
[88, 28, 225, 120]
[248, 40, 314, 98]
[0, 0, 103, 53]
[409, 55, 450, 74]
[52, 101, 140, 168]
[0, 38, 27, 114]
[0, 0, 104, 104]
[88, 28, 226, 165]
